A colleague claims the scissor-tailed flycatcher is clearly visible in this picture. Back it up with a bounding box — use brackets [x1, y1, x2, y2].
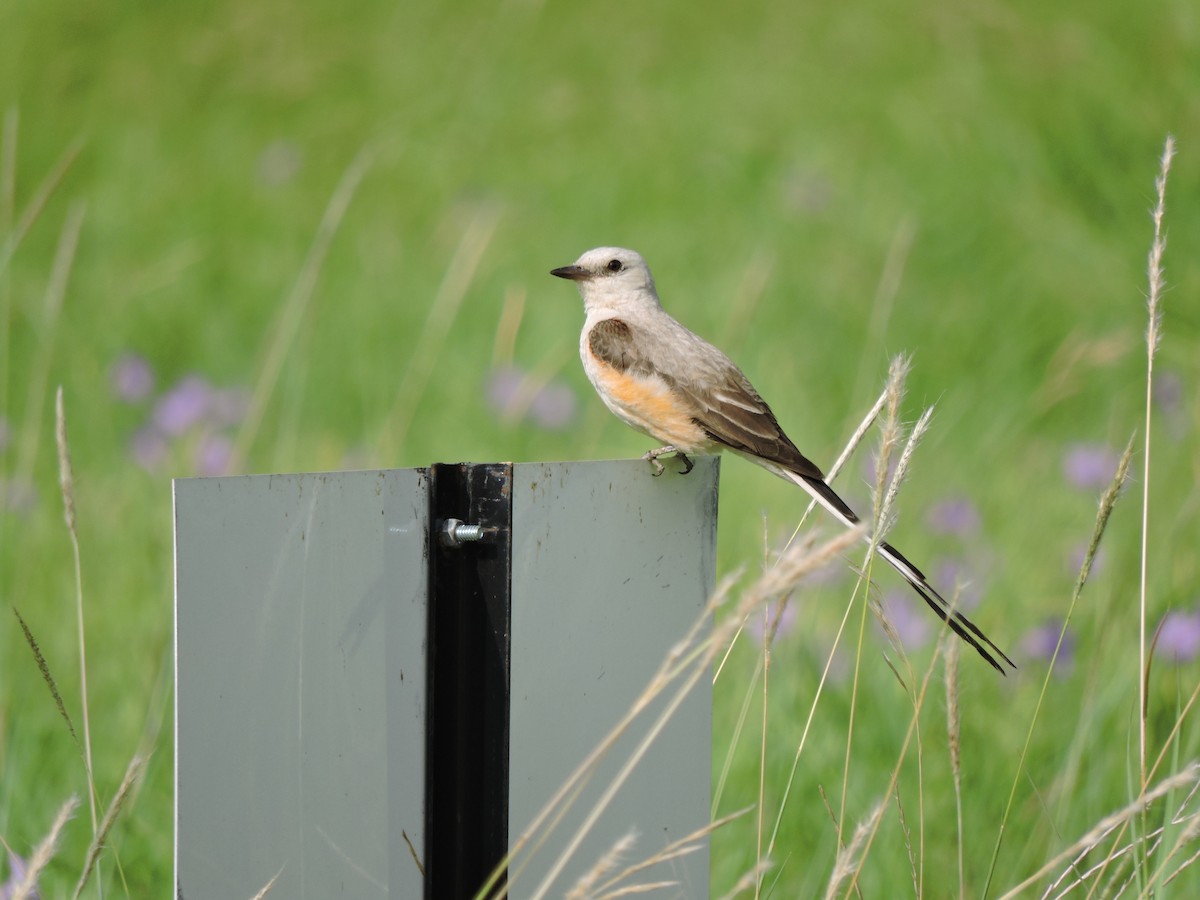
[551, 246, 1014, 674]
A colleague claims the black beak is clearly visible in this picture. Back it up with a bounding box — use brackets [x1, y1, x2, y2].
[550, 264, 587, 281]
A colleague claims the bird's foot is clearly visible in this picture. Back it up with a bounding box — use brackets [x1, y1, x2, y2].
[643, 446, 693, 476]
[643, 446, 670, 476]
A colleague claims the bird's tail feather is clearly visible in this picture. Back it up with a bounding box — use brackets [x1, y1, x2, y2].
[744, 453, 1015, 674]
[875, 539, 1015, 673]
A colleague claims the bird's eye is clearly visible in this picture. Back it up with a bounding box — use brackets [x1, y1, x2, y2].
[607, 259, 623, 272]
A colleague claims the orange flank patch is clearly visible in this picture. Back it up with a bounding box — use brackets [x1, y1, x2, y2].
[592, 363, 708, 451]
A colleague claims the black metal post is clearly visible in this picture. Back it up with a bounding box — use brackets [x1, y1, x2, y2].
[425, 462, 513, 899]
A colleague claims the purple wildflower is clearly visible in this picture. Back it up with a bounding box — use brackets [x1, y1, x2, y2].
[1153, 370, 1188, 439]
[486, 366, 577, 430]
[1153, 370, 1183, 416]
[926, 496, 981, 537]
[1021, 618, 1074, 673]
[529, 382, 576, 430]
[121, 371, 249, 475]
[1, 846, 35, 899]
[130, 425, 170, 472]
[1063, 443, 1120, 491]
[933, 557, 983, 611]
[1157, 609, 1200, 663]
[195, 433, 234, 477]
[153, 376, 213, 437]
[486, 366, 525, 419]
[109, 354, 155, 403]
[879, 589, 933, 650]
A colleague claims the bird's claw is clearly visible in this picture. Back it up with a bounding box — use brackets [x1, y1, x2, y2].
[643, 447, 667, 476]
[643, 446, 692, 476]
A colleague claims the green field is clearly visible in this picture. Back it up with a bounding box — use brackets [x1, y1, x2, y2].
[2, 0, 1198, 895]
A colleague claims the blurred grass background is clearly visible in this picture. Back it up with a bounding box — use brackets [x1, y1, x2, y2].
[1, 0, 1198, 894]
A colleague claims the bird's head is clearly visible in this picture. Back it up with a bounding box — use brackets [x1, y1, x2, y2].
[550, 247, 660, 312]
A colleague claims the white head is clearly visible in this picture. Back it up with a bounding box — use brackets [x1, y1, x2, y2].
[550, 246, 660, 313]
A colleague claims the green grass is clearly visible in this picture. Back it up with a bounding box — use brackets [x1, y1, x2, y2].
[1, 0, 1199, 895]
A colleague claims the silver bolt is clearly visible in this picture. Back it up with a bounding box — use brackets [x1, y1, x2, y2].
[440, 518, 484, 547]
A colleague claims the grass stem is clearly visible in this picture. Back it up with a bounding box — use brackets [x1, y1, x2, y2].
[1139, 134, 1176, 796]
[55, 387, 99, 839]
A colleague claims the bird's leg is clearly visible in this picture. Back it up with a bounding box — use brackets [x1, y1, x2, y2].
[643, 445, 675, 476]
[643, 445, 693, 476]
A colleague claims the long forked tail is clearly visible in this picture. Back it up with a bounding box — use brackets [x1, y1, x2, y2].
[748, 454, 1016, 674]
[875, 539, 1015, 674]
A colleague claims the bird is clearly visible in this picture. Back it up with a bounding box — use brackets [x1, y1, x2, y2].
[550, 246, 1014, 674]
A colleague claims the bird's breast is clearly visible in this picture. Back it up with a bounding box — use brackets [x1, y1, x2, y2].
[580, 329, 710, 452]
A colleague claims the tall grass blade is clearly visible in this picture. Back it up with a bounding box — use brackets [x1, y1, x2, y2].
[71, 753, 146, 899]
[11, 606, 78, 746]
[566, 832, 636, 900]
[944, 638, 965, 899]
[249, 868, 284, 899]
[55, 386, 99, 837]
[591, 806, 753, 898]
[824, 798, 886, 900]
[1138, 134, 1175, 796]
[10, 795, 80, 900]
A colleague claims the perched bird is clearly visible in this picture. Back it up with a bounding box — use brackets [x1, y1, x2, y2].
[551, 246, 1014, 673]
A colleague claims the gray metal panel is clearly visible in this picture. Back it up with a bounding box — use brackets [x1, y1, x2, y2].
[508, 457, 718, 898]
[174, 470, 428, 899]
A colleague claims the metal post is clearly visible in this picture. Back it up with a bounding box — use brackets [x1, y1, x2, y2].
[426, 463, 512, 898]
[174, 458, 717, 898]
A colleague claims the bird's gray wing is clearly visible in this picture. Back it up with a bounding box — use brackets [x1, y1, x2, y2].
[675, 359, 835, 490]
